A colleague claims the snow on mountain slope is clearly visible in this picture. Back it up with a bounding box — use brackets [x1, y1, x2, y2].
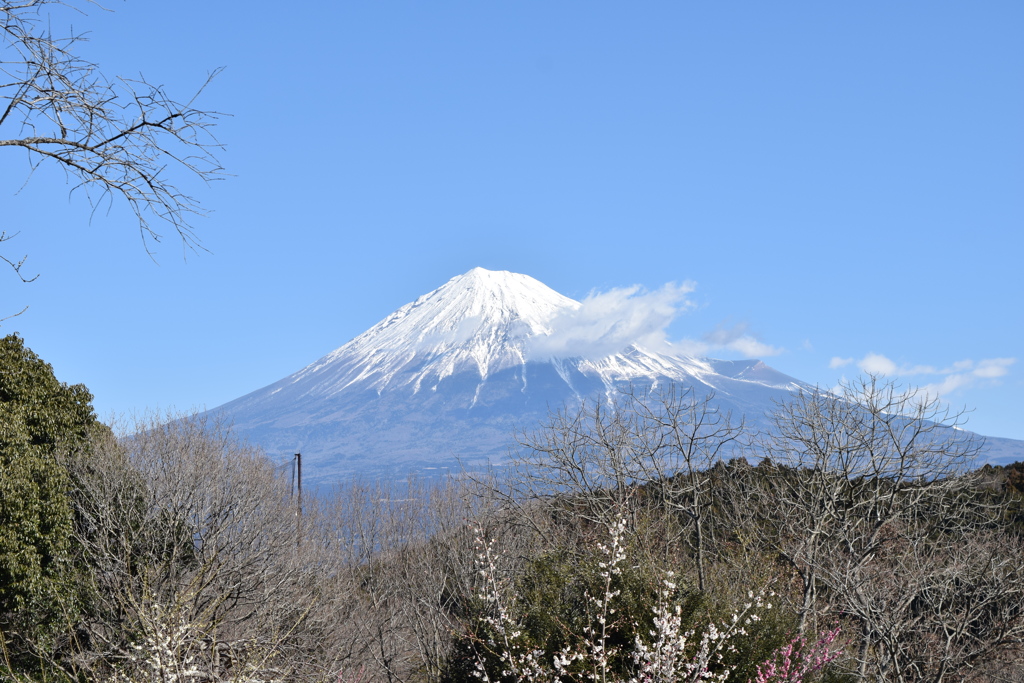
[242, 268, 800, 407]
[208, 268, 1022, 481]
[287, 267, 579, 397]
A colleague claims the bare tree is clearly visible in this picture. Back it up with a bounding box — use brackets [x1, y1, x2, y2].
[830, 525, 1024, 682]
[1, 0, 223, 277]
[48, 414, 357, 682]
[624, 386, 745, 592]
[327, 475, 509, 683]
[508, 393, 645, 532]
[508, 385, 745, 592]
[758, 375, 1024, 682]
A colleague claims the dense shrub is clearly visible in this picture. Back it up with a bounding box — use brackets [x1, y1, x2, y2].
[0, 333, 99, 674]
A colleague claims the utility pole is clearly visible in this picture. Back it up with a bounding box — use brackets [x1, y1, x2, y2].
[295, 452, 303, 548]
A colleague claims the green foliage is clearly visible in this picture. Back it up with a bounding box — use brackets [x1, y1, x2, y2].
[518, 548, 670, 676]
[444, 533, 805, 683]
[0, 334, 97, 626]
[443, 546, 665, 683]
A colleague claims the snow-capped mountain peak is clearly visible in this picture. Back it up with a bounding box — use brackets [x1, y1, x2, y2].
[396, 267, 581, 341]
[290, 268, 580, 394]
[209, 268, 1023, 480]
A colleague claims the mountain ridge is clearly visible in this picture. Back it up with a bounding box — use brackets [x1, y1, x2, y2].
[208, 268, 1023, 481]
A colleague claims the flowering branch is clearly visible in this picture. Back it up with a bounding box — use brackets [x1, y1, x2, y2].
[470, 516, 784, 683]
[749, 626, 843, 683]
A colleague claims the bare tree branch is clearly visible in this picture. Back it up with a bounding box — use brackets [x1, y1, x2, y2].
[754, 375, 1023, 682]
[1, 0, 225, 291]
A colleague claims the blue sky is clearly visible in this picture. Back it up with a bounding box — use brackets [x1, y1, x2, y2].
[3, 2, 1022, 440]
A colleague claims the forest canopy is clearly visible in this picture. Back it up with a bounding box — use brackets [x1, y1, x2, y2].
[0, 336, 1022, 682]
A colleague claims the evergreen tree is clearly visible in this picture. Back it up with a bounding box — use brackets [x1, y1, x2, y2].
[0, 334, 96, 625]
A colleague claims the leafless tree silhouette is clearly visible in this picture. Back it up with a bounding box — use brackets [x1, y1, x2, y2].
[1, 0, 224, 290]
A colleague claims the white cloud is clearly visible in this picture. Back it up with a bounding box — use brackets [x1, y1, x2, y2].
[974, 357, 1015, 379]
[703, 323, 745, 348]
[834, 353, 1016, 399]
[944, 359, 974, 374]
[706, 323, 783, 357]
[921, 374, 975, 398]
[857, 353, 899, 376]
[727, 336, 784, 358]
[671, 323, 783, 359]
[525, 282, 696, 360]
[524, 281, 783, 362]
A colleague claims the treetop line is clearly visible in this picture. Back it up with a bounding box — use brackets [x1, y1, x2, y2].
[2, 331, 1024, 682]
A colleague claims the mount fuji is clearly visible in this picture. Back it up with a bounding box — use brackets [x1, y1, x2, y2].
[208, 268, 1022, 482]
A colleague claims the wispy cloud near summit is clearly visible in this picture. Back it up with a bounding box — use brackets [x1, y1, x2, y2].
[677, 322, 784, 359]
[526, 282, 696, 360]
[524, 281, 783, 362]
